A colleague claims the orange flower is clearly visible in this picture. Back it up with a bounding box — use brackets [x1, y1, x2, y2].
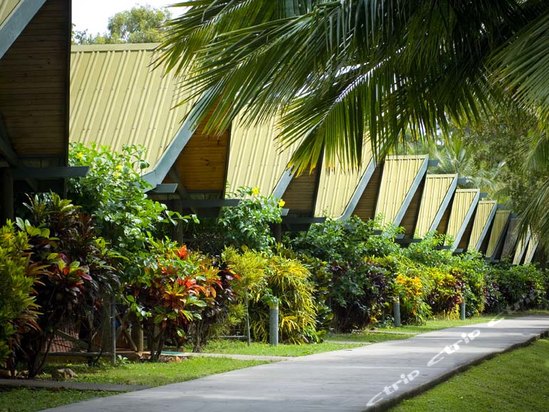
[177, 245, 189, 260]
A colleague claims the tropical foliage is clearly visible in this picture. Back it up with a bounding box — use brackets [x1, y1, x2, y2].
[159, 0, 549, 253]
[223, 247, 318, 344]
[68, 143, 187, 281]
[160, 1, 548, 169]
[219, 186, 284, 252]
[0, 223, 40, 372]
[127, 238, 239, 359]
[10, 194, 119, 377]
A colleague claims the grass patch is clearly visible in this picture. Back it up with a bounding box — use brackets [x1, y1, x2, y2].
[12, 357, 266, 412]
[0, 388, 111, 412]
[193, 340, 363, 356]
[42, 357, 266, 387]
[391, 338, 549, 412]
[328, 315, 499, 343]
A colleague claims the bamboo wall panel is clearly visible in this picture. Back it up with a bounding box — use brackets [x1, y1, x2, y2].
[445, 189, 479, 247]
[501, 217, 520, 259]
[282, 168, 320, 217]
[175, 123, 229, 192]
[400, 177, 425, 236]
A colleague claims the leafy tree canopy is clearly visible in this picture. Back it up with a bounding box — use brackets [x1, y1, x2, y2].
[73, 5, 170, 45]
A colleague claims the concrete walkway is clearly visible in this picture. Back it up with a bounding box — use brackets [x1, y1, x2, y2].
[44, 315, 549, 412]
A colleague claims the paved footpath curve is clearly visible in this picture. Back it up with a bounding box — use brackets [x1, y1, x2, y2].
[45, 315, 549, 412]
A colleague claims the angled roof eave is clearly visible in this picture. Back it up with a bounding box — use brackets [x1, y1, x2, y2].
[272, 169, 294, 198]
[340, 159, 377, 219]
[141, 88, 216, 188]
[142, 118, 197, 187]
[450, 190, 480, 251]
[393, 155, 429, 226]
[428, 174, 458, 233]
[473, 201, 498, 251]
[0, 0, 46, 59]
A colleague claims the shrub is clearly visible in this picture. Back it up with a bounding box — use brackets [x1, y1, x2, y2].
[218, 186, 284, 252]
[0, 222, 41, 373]
[15, 194, 119, 377]
[486, 264, 547, 312]
[425, 267, 462, 318]
[69, 143, 187, 281]
[451, 253, 488, 316]
[287, 217, 402, 331]
[222, 248, 318, 343]
[395, 272, 431, 324]
[128, 239, 239, 359]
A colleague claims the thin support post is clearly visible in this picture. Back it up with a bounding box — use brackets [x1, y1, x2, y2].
[245, 294, 251, 346]
[393, 297, 401, 327]
[269, 303, 279, 346]
[460, 298, 466, 320]
[110, 297, 117, 364]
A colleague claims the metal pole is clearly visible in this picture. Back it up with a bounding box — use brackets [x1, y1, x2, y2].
[245, 294, 251, 346]
[269, 302, 279, 346]
[393, 297, 401, 327]
[111, 296, 117, 364]
[460, 298, 466, 320]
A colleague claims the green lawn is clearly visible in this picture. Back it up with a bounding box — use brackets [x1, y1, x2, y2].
[328, 314, 501, 343]
[0, 388, 111, 412]
[391, 338, 549, 412]
[46, 357, 266, 387]
[193, 340, 363, 356]
[0, 357, 267, 412]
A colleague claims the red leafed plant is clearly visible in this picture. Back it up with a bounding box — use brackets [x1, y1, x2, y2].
[127, 238, 239, 359]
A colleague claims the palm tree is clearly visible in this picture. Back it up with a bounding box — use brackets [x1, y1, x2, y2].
[159, 0, 549, 251]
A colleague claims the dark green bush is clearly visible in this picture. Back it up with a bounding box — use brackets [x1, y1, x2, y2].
[485, 263, 547, 312]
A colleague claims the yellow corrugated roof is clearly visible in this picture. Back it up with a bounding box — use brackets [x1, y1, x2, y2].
[314, 143, 374, 218]
[485, 210, 511, 258]
[467, 200, 497, 251]
[226, 116, 296, 196]
[415, 174, 457, 238]
[446, 189, 479, 248]
[0, 0, 20, 28]
[70, 44, 196, 173]
[375, 155, 427, 225]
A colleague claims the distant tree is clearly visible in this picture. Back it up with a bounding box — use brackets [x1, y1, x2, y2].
[72, 5, 170, 45]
